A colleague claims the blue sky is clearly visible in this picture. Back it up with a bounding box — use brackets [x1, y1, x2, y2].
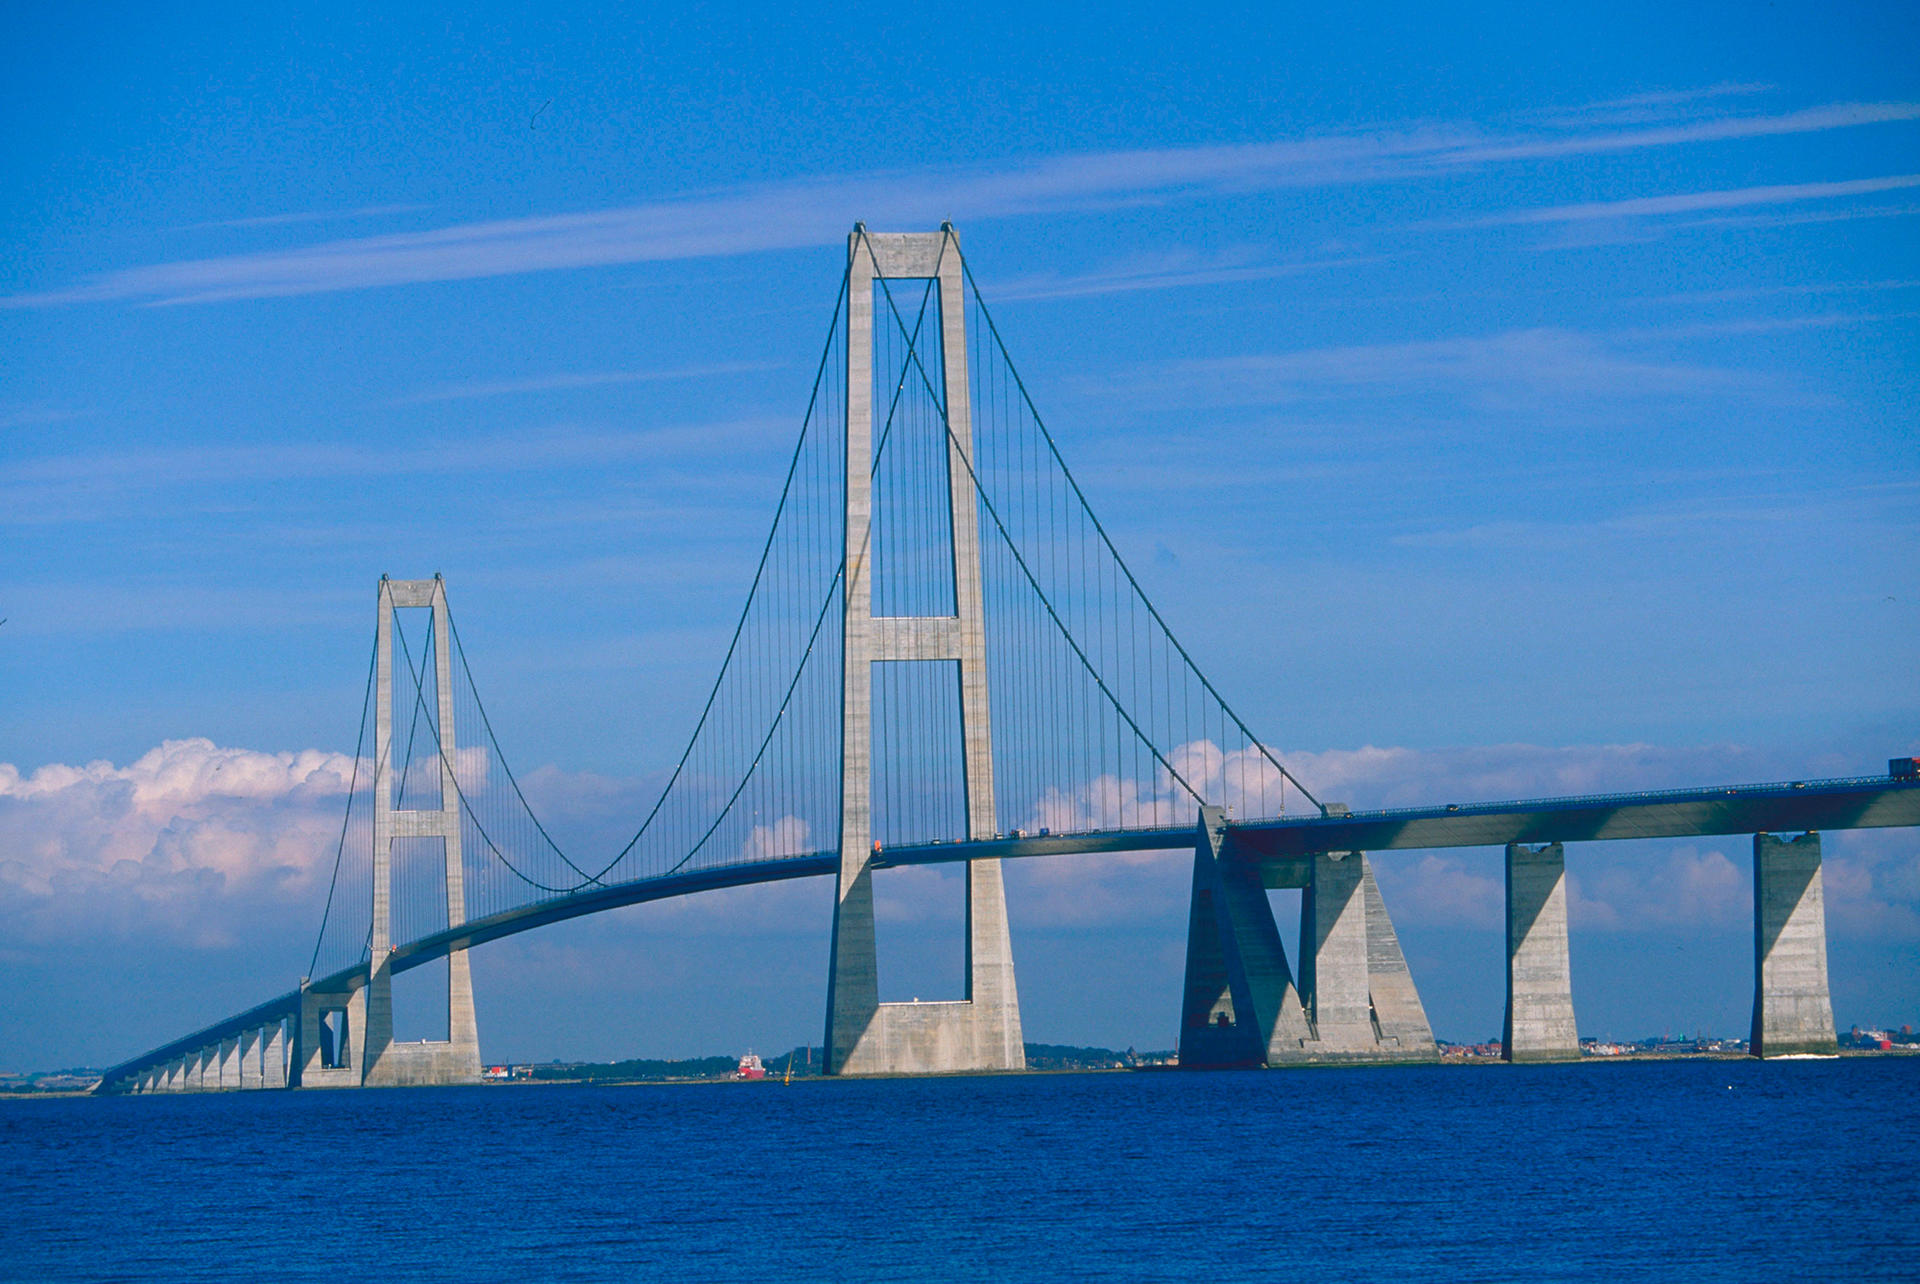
[2, 2, 1917, 1068]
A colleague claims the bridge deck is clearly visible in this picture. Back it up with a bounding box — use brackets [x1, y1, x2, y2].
[880, 772, 1920, 865]
[96, 772, 1919, 1090]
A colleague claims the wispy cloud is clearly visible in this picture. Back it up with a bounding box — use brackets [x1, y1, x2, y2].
[1623, 310, 1920, 340]
[1084, 327, 1752, 413]
[985, 251, 1371, 302]
[0, 419, 791, 527]
[177, 203, 430, 232]
[1675, 201, 1920, 231]
[1481, 172, 1920, 225]
[10, 100, 1917, 308]
[393, 361, 782, 405]
[1453, 100, 1920, 164]
[1548, 83, 1775, 123]
[1643, 278, 1920, 306]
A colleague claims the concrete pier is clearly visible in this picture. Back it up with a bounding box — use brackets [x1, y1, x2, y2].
[238, 1028, 262, 1089]
[1283, 852, 1436, 1062]
[264, 1021, 288, 1088]
[825, 227, 1023, 1076]
[1298, 852, 1379, 1056]
[1750, 832, 1837, 1058]
[1504, 842, 1581, 1062]
[296, 983, 361, 1088]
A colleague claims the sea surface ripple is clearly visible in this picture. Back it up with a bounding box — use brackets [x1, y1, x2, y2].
[3, 1057, 1916, 1281]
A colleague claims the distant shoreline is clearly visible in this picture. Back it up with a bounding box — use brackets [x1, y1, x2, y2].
[14, 1046, 1916, 1098]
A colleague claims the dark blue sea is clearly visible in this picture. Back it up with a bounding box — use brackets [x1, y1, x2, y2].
[4, 1058, 1916, 1281]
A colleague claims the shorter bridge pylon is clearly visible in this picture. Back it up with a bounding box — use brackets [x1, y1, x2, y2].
[296, 575, 481, 1088]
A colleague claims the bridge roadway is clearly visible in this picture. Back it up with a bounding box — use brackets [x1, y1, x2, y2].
[97, 771, 1920, 1090]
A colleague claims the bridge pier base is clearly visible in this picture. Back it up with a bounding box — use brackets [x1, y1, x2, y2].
[295, 981, 364, 1089]
[1751, 832, 1837, 1058]
[1504, 842, 1581, 1062]
[826, 856, 1024, 1075]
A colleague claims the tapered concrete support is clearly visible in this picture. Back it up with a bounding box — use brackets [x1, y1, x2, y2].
[1178, 808, 1311, 1068]
[1361, 861, 1439, 1057]
[1504, 843, 1581, 1063]
[1275, 852, 1437, 1063]
[825, 227, 1023, 1076]
[1176, 830, 1429, 1067]
[1751, 833, 1837, 1058]
[1299, 852, 1377, 1055]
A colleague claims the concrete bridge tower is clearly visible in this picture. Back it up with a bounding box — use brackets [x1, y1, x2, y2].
[297, 575, 482, 1087]
[825, 227, 1024, 1075]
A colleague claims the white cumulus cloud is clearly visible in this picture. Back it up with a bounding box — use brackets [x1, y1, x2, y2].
[0, 739, 360, 949]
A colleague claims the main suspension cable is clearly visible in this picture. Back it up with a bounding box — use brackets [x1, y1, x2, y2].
[306, 624, 380, 980]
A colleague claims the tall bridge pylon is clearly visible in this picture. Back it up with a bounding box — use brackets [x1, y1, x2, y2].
[827, 228, 1020, 1074]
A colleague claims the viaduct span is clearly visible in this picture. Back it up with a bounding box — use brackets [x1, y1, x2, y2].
[97, 227, 1920, 1093]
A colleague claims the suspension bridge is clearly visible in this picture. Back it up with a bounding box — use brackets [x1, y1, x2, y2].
[96, 226, 1920, 1092]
